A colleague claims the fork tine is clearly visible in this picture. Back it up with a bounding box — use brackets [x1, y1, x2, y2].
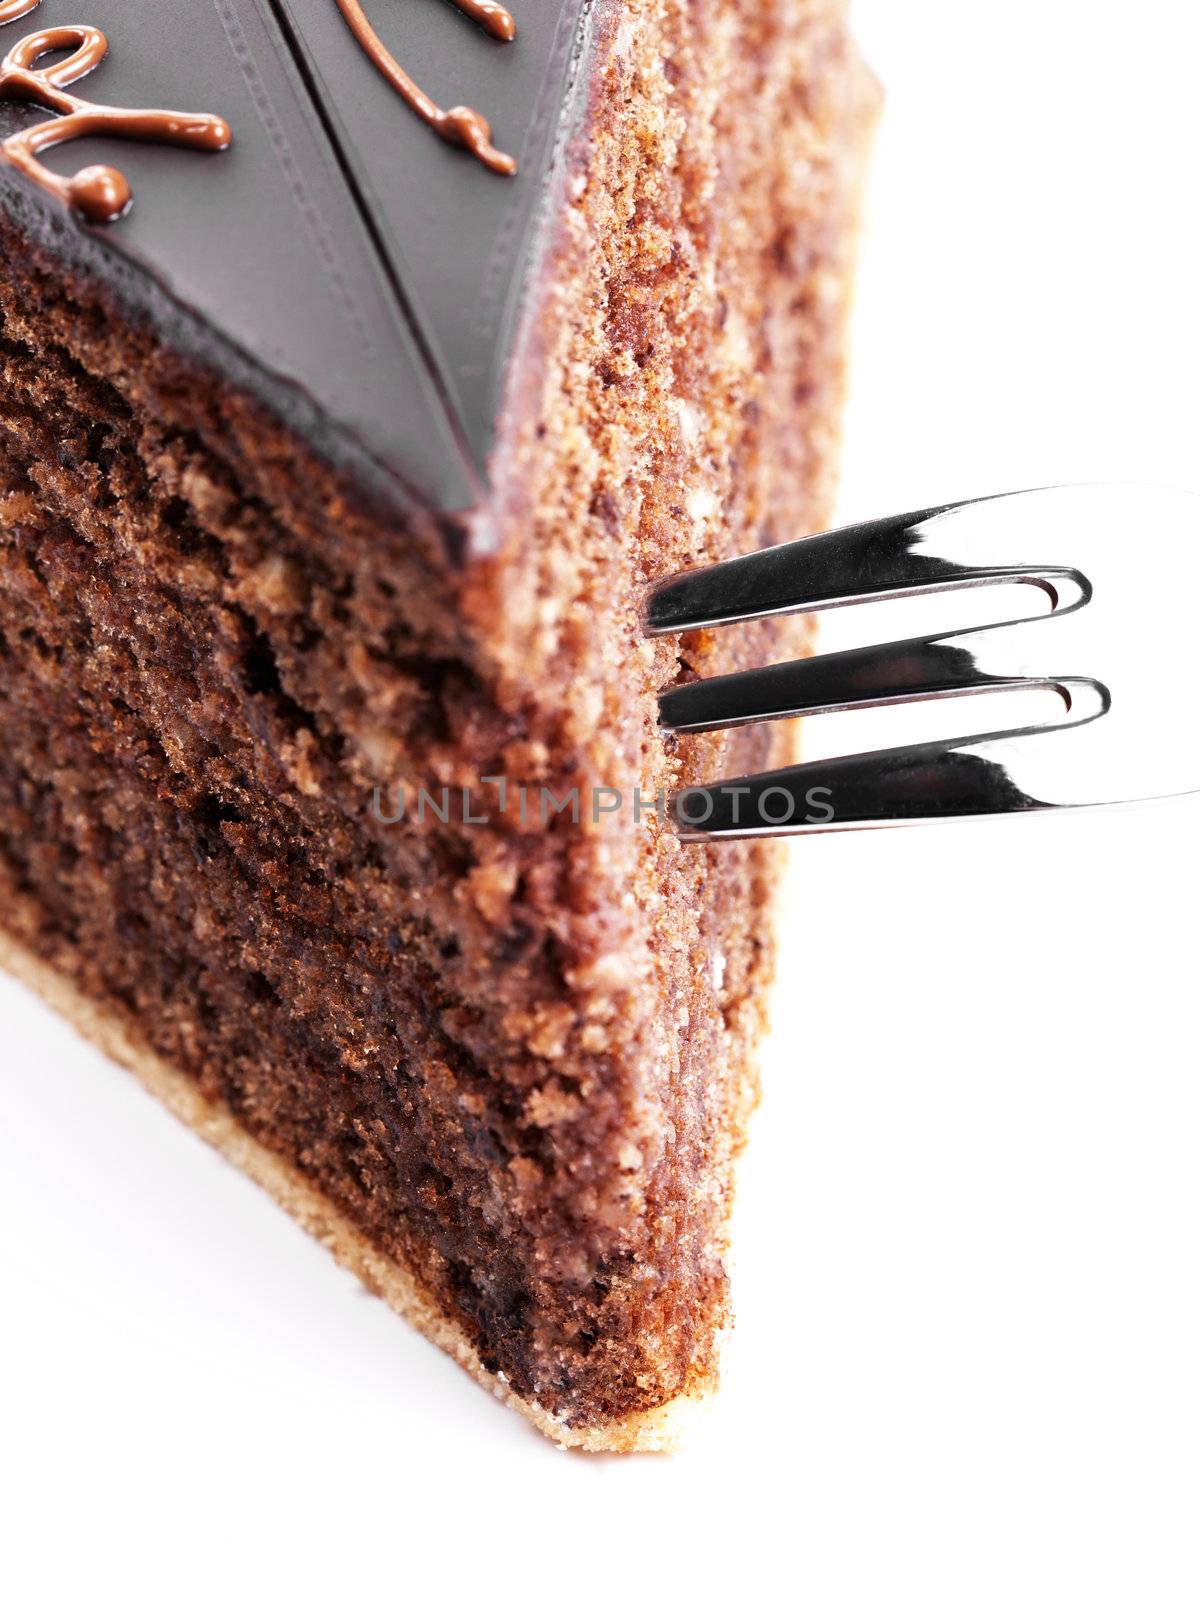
[649, 486, 1200, 830]
[659, 636, 1060, 734]
[671, 730, 1065, 840]
[645, 499, 1083, 635]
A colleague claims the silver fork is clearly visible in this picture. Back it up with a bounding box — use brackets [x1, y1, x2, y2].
[646, 484, 1200, 840]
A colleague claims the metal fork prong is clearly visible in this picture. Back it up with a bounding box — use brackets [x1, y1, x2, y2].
[645, 500, 1085, 636]
[672, 731, 1067, 840]
[658, 635, 1081, 735]
[648, 486, 1200, 832]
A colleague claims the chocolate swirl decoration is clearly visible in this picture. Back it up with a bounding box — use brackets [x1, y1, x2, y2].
[0, 21, 231, 223]
[334, 0, 518, 176]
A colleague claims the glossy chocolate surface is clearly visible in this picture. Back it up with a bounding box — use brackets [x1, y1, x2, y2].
[0, 0, 599, 513]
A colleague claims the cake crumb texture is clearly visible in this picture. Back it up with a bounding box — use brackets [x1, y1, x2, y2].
[0, 0, 876, 1446]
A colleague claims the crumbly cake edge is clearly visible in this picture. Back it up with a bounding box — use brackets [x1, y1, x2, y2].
[0, 925, 722, 1453]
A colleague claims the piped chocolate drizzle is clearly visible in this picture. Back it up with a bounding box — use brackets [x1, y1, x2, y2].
[0, 13, 230, 222]
[334, 0, 517, 176]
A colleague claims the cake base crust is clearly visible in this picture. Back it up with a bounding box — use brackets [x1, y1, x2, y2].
[0, 925, 710, 1453]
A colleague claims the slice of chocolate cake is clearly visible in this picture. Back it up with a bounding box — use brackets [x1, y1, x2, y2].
[0, 0, 875, 1448]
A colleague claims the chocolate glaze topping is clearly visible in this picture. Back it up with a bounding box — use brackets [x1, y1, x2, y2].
[334, 0, 517, 175]
[0, 21, 230, 222]
[0, 0, 601, 518]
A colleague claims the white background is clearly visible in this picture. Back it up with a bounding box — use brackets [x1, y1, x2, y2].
[3, 3, 1199, 1595]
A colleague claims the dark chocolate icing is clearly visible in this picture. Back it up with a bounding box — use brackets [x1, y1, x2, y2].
[0, 0, 601, 520]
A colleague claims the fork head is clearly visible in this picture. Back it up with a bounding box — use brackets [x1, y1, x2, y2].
[646, 485, 1200, 839]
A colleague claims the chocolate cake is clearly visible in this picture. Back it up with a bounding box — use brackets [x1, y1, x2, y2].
[0, 0, 875, 1449]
